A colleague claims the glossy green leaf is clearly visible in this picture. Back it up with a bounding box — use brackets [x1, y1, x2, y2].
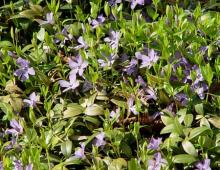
[182, 140, 198, 156]
[173, 154, 196, 163]
[63, 103, 84, 118]
[61, 140, 72, 157]
[85, 104, 104, 116]
[189, 126, 211, 140]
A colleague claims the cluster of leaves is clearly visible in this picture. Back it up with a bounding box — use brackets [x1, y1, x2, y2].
[0, 0, 220, 169]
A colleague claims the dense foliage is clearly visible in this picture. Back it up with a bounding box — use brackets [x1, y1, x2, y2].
[0, 0, 220, 169]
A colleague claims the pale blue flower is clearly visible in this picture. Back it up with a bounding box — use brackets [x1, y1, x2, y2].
[104, 30, 120, 49]
[74, 36, 88, 50]
[74, 143, 86, 159]
[69, 55, 88, 76]
[6, 119, 23, 136]
[195, 159, 211, 170]
[23, 92, 39, 107]
[94, 132, 106, 147]
[14, 58, 35, 81]
[130, 0, 145, 9]
[148, 152, 167, 170]
[59, 73, 80, 92]
[147, 137, 162, 150]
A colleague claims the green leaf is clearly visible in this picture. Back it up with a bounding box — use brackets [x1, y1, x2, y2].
[128, 158, 139, 170]
[173, 117, 183, 135]
[120, 142, 132, 158]
[184, 114, 193, 127]
[61, 140, 72, 157]
[52, 164, 68, 170]
[173, 154, 196, 163]
[208, 117, 220, 129]
[161, 115, 173, 126]
[146, 73, 165, 87]
[0, 41, 13, 48]
[37, 28, 45, 41]
[0, 102, 14, 120]
[201, 64, 213, 87]
[109, 158, 127, 170]
[85, 104, 104, 116]
[195, 103, 204, 115]
[160, 124, 174, 134]
[104, 1, 110, 17]
[63, 103, 84, 118]
[189, 126, 211, 140]
[111, 98, 126, 107]
[9, 94, 23, 113]
[5, 80, 23, 94]
[182, 140, 198, 156]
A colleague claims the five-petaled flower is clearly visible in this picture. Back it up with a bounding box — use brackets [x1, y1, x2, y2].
[148, 152, 167, 170]
[38, 12, 55, 25]
[108, 0, 121, 6]
[14, 57, 35, 81]
[147, 137, 162, 150]
[130, 0, 145, 9]
[69, 55, 88, 77]
[23, 92, 39, 108]
[94, 132, 106, 147]
[104, 30, 120, 49]
[6, 119, 23, 136]
[135, 49, 159, 68]
[110, 108, 120, 121]
[74, 143, 86, 159]
[128, 96, 139, 115]
[195, 159, 211, 170]
[98, 55, 115, 68]
[59, 73, 80, 92]
[91, 14, 105, 28]
[74, 36, 88, 50]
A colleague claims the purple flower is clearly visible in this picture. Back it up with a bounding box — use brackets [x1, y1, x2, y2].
[38, 12, 55, 25]
[58, 26, 73, 45]
[173, 57, 190, 71]
[25, 164, 33, 170]
[135, 49, 159, 68]
[5, 136, 17, 150]
[128, 96, 138, 115]
[59, 73, 80, 92]
[14, 58, 35, 81]
[0, 161, 2, 170]
[13, 160, 22, 170]
[130, 0, 145, 9]
[195, 83, 208, 100]
[147, 137, 162, 150]
[69, 55, 88, 76]
[6, 119, 23, 136]
[136, 75, 147, 88]
[148, 152, 167, 170]
[91, 14, 105, 28]
[98, 55, 115, 68]
[110, 108, 120, 121]
[175, 93, 188, 105]
[74, 143, 86, 159]
[94, 132, 106, 147]
[104, 30, 120, 49]
[74, 36, 88, 50]
[108, 0, 121, 6]
[23, 92, 39, 107]
[145, 87, 157, 101]
[195, 159, 211, 170]
[191, 65, 204, 87]
[123, 59, 138, 75]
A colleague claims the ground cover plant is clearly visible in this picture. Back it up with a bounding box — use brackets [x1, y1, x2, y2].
[0, 0, 220, 169]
